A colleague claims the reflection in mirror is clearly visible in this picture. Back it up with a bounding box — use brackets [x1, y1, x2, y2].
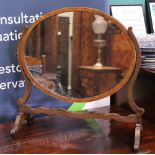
[24, 11, 133, 98]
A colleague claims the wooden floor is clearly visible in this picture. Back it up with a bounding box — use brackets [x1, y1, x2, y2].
[0, 106, 155, 154]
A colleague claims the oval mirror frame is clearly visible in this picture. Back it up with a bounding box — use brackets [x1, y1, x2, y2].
[18, 7, 136, 102]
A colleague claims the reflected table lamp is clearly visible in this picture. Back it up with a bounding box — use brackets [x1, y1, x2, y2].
[92, 15, 108, 67]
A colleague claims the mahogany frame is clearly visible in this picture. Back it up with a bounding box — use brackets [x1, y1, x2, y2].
[11, 7, 144, 151]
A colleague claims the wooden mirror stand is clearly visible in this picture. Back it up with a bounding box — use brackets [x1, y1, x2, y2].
[10, 7, 144, 151]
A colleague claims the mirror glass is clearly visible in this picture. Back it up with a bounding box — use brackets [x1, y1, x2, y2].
[24, 11, 135, 99]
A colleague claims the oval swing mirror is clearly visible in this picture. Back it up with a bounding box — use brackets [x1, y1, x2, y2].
[19, 7, 136, 102]
[12, 8, 144, 151]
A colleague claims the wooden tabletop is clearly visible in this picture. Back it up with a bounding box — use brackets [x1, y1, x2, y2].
[78, 66, 121, 71]
[0, 106, 154, 154]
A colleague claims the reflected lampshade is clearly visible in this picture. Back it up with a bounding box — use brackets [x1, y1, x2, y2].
[92, 15, 108, 34]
